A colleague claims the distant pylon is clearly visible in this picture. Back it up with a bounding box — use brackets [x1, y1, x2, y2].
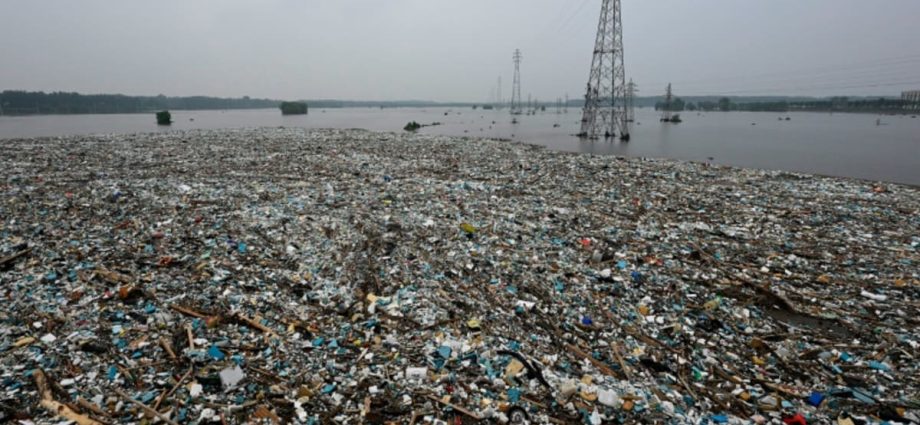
[497, 77, 503, 109]
[661, 83, 673, 122]
[511, 49, 523, 115]
[626, 79, 637, 122]
[579, 0, 629, 140]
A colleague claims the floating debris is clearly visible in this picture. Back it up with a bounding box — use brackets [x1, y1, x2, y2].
[0, 128, 917, 424]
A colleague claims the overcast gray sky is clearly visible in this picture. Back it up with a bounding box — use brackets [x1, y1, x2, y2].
[2, 0, 919, 101]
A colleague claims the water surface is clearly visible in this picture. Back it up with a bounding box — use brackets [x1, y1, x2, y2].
[1, 107, 917, 185]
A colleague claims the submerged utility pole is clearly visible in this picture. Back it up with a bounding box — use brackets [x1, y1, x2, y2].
[511, 49, 523, 115]
[579, 0, 629, 140]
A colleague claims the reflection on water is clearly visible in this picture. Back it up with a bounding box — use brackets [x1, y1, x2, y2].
[1, 107, 918, 185]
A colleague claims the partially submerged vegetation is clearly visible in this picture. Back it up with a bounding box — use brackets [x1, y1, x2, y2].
[279, 101, 308, 115]
[155, 110, 171, 125]
[403, 121, 442, 132]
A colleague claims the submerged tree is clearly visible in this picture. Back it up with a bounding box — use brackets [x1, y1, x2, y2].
[280, 101, 308, 115]
[156, 110, 172, 125]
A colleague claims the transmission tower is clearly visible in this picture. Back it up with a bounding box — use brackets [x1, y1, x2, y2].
[579, 0, 629, 140]
[511, 49, 523, 115]
[626, 79, 637, 122]
[497, 77, 503, 109]
[661, 83, 673, 122]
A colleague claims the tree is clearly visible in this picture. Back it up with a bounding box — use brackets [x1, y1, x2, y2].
[280, 101, 308, 115]
[719, 97, 732, 111]
[672, 97, 686, 112]
[156, 111, 172, 125]
[698, 101, 717, 111]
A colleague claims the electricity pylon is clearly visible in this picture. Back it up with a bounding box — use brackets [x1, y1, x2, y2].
[511, 49, 523, 115]
[497, 77, 503, 109]
[626, 79, 637, 122]
[579, 0, 629, 140]
[661, 83, 673, 122]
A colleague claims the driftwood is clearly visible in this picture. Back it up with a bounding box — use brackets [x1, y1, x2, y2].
[425, 394, 482, 420]
[114, 388, 180, 425]
[0, 247, 31, 269]
[566, 344, 621, 379]
[33, 370, 104, 425]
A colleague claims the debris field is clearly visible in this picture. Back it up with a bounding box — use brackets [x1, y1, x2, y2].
[1, 128, 918, 424]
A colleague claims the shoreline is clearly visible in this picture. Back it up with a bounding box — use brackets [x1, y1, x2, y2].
[1, 128, 917, 424]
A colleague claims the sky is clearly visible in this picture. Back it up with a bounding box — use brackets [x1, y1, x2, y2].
[2, 0, 919, 102]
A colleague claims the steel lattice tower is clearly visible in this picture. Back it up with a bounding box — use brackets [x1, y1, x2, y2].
[511, 49, 523, 115]
[626, 79, 637, 122]
[661, 83, 673, 122]
[497, 77, 503, 109]
[579, 0, 628, 140]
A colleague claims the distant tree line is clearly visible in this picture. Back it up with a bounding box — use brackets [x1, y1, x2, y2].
[0, 91, 280, 115]
[3, 90, 915, 116]
[653, 96, 914, 114]
[731, 97, 911, 113]
[655, 97, 740, 112]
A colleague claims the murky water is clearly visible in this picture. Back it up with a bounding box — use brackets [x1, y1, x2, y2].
[1, 107, 918, 185]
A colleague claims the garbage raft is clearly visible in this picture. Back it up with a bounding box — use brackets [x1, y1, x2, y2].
[0, 128, 918, 424]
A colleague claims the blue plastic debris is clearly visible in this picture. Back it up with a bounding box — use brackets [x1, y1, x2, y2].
[868, 361, 890, 372]
[851, 388, 877, 405]
[581, 315, 593, 326]
[807, 392, 825, 407]
[507, 387, 521, 403]
[710, 414, 728, 423]
[140, 391, 158, 403]
[437, 346, 452, 359]
[208, 345, 226, 361]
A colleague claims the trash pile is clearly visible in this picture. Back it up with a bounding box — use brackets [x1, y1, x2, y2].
[1, 128, 918, 424]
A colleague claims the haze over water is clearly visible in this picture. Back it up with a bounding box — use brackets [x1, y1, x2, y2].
[1, 108, 917, 185]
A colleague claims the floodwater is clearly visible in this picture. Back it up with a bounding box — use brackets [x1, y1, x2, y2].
[1, 107, 918, 185]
